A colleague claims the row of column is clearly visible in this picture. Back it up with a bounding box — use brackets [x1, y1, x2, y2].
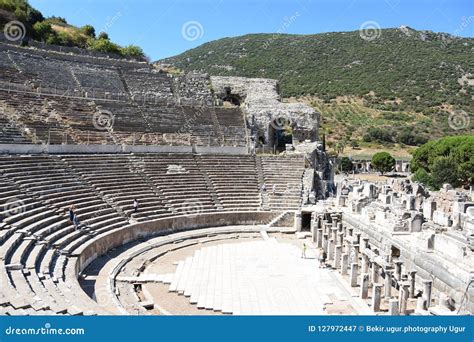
[311, 212, 434, 315]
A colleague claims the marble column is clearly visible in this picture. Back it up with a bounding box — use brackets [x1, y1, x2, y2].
[322, 233, 328, 253]
[372, 283, 383, 312]
[355, 232, 361, 245]
[350, 262, 359, 287]
[316, 229, 323, 248]
[337, 232, 344, 246]
[362, 237, 369, 250]
[416, 297, 426, 312]
[388, 298, 399, 315]
[409, 270, 417, 298]
[347, 227, 353, 237]
[335, 245, 342, 269]
[394, 261, 403, 281]
[295, 211, 302, 231]
[331, 227, 338, 243]
[422, 279, 433, 309]
[360, 273, 370, 299]
[371, 262, 380, 284]
[327, 239, 334, 261]
[384, 270, 393, 298]
[361, 253, 370, 274]
[341, 253, 349, 275]
[352, 244, 360, 265]
[398, 283, 410, 315]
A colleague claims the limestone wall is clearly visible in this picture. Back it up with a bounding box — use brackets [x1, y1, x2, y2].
[74, 211, 280, 273]
[210, 76, 319, 146]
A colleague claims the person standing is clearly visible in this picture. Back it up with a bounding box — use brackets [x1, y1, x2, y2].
[133, 199, 138, 213]
[68, 205, 75, 225]
[73, 212, 80, 230]
[301, 243, 307, 259]
[319, 248, 327, 268]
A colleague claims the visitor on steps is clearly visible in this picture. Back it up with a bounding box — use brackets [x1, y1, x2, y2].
[272, 184, 276, 195]
[301, 243, 307, 259]
[262, 183, 267, 192]
[133, 199, 138, 213]
[73, 212, 80, 230]
[68, 205, 75, 224]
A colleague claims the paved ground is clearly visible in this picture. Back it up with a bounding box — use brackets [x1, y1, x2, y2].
[144, 232, 370, 315]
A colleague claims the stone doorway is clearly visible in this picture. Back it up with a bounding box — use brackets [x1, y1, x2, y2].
[268, 117, 293, 153]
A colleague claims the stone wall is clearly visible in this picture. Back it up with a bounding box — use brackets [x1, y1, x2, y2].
[74, 211, 280, 272]
[329, 177, 474, 312]
[210, 76, 319, 147]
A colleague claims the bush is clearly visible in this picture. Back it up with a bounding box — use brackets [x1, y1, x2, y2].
[81, 24, 95, 38]
[412, 168, 433, 187]
[397, 131, 428, 146]
[410, 135, 474, 188]
[120, 45, 145, 59]
[381, 112, 411, 121]
[431, 156, 459, 189]
[339, 157, 353, 173]
[97, 31, 109, 40]
[33, 21, 54, 41]
[363, 127, 394, 143]
[371, 152, 395, 175]
[87, 37, 121, 54]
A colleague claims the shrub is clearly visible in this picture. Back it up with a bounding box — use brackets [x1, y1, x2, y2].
[339, 156, 353, 173]
[431, 156, 459, 189]
[371, 152, 395, 175]
[412, 168, 433, 187]
[97, 31, 109, 40]
[81, 24, 95, 38]
[120, 45, 145, 59]
[410, 135, 474, 188]
[397, 131, 428, 146]
[88, 37, 121, 54]
[363, 127, 394, 143]
[33, 21, 54, 41]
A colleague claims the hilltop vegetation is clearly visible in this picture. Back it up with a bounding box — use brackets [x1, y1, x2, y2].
[0, 0, 145, 59]
[411, 136, 473, 189]
[161, 29, 473, 150]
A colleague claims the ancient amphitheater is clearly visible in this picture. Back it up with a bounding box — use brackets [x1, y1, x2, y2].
[0, 37, 472, 316]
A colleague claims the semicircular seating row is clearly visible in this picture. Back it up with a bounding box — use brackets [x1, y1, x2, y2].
[0, 154, 304, 315]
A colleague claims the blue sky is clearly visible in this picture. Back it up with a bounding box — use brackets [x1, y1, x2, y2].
[30, 0, 473, 60]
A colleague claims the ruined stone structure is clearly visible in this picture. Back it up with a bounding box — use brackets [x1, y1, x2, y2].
[210, 76, 319, 150]
[310, 178, 474, 314]
[0, 40, 338, 316]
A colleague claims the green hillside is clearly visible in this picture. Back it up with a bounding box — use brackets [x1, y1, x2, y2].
[160, 28, 473, 151]
[0, 0, 146, 59]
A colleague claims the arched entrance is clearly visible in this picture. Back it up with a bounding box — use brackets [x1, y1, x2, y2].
[268, 116, 293, 153]
[222, 87, 242, 106]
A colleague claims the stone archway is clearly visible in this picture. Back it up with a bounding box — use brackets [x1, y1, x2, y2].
[267, 116, 293, 153]
[222, 87, 242, 106]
